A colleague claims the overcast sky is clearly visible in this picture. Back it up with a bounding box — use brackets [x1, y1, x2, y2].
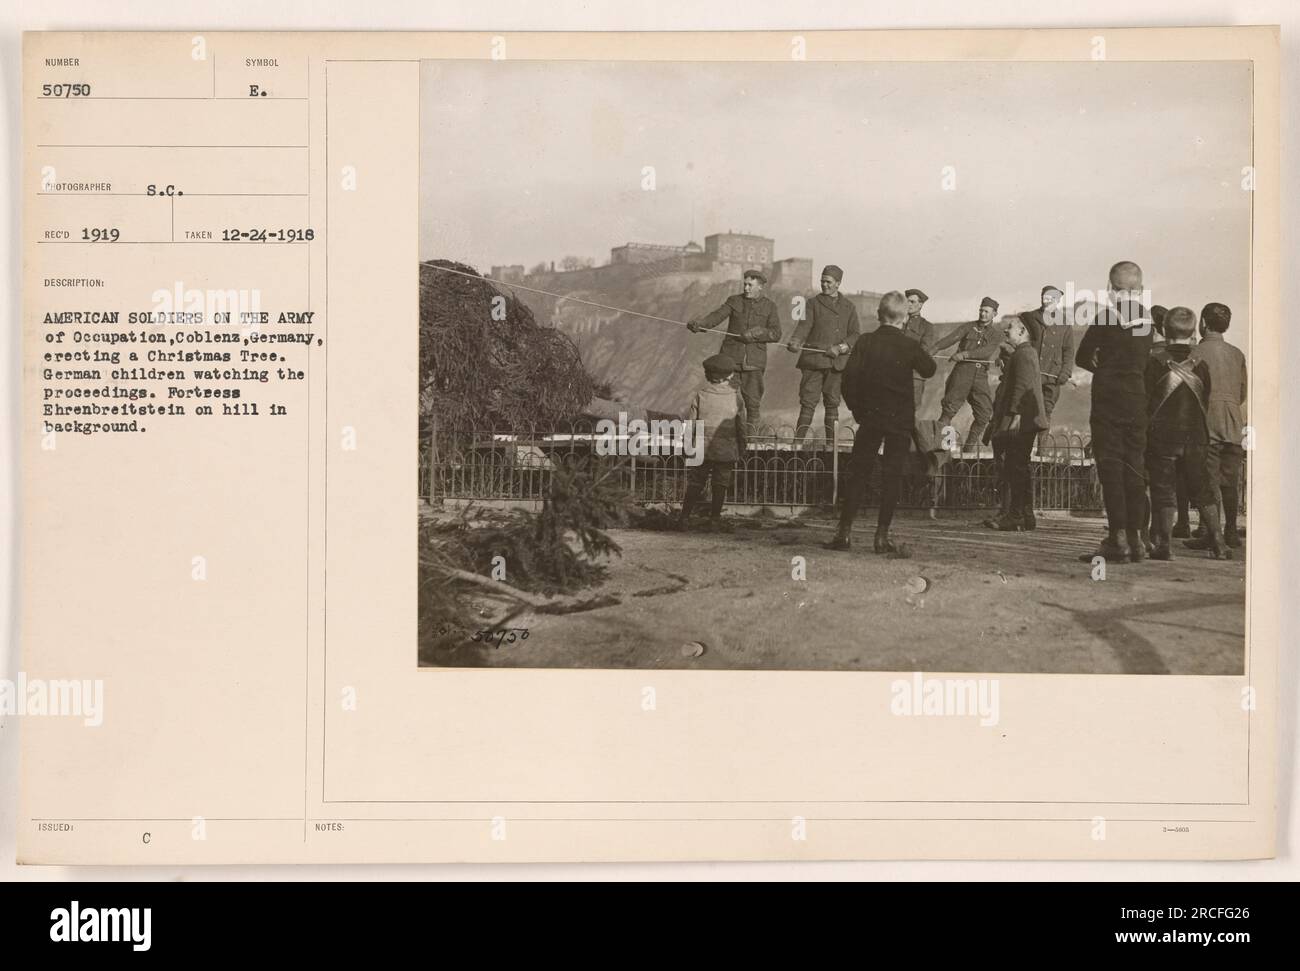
[420, 59, 1252, 342]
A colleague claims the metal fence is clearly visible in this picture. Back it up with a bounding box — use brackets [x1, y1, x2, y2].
[421, 420, 1120, 512]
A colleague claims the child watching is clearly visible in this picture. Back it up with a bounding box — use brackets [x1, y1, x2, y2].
[678, 354, 748, 530]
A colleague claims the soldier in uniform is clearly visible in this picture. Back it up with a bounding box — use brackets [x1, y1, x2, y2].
[786, 264, 860, 445]
[1186, 302, 1247, 552]
[934, 296, 1003, 449]
[827, 291, 937, 553]
[688, 269, 782, 436]
[984, 318, 1024, 527]
[902, 288, 935, 409]
[1019, 285, 1075, 430]
[988, 318, 1050, 531]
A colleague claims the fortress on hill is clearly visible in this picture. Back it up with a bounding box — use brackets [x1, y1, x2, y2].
[491, 231, 816, 293]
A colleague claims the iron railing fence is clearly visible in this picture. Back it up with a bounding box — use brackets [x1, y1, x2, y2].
[416, 420, 1183, 513]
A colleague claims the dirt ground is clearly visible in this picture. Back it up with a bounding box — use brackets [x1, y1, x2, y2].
[427, 511, 1246, 675]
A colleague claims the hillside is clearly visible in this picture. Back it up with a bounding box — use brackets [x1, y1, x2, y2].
[500, 266, 1093, 436]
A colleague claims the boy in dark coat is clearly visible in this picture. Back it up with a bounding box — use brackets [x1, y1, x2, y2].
[1074, 261, 1154, 563]
[828, 291, 937, 553]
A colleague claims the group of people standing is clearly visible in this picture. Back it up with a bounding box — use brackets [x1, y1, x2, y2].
[683, 261, 1247, 560]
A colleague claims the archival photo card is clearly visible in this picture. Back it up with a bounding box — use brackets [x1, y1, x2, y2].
[418, 58, 1253, 676]
[19, 27, 1278, 864]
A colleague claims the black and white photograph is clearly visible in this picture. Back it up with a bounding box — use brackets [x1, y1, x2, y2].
[417, 58, 1251, 673]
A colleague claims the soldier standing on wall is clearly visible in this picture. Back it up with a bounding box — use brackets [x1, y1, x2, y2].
[786, 264, 860, 446]
[689, 269, 782, 436]
[934, 296, 1003, 450]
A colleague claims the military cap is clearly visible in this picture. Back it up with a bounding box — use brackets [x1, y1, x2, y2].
[904, 288, 929, 303]
[1041, 285, 1063, 297]
[702, 353, 737, 375]
[821, 264, 844, 282]
[742, 269, 767, 284]
[980, 296, 999, 312]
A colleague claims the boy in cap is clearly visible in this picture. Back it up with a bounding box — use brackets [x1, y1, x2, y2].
[1146, 305, 1193, 538]
[688, 269, 781, 436]
[1143, 306, 1224, 559]
[828, 291, 937, 553]
[934, 296, 1003, 449]
[678, 353, 748, 530]
[786, 264, 860, 445]
[1186, 302, 1247, 551]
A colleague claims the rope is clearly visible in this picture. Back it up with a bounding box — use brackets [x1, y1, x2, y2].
[420, 262, 1055, 368]
[425, 261, 865, 356]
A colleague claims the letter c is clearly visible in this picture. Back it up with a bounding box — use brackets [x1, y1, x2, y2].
[142, 832, 151, 844]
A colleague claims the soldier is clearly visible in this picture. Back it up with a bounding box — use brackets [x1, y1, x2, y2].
[1186, 302, 1247, 552]
[1143, 307, 1224, 559]
[786, 264, 860, 445]
[983, 318, 1025, 527]
[1074, 261, 1153, 563]
[688, 269, 782, 435]
[902, 288, 935, 409]
[827, 291, 937, 553]
[988, 318, 1049, 531]
[1019, 285, 1075, 430]
[934, 296, 1003, 449]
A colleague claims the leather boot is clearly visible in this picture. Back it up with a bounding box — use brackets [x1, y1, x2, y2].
[1079, 532, 1128, 563]
[984, 483, 1012, 529]
[1185, 505, 1231, 559]
[678, 483, 702, 530]
[1150, 508, 1176, 560]
[1126, 528, 1145, 563]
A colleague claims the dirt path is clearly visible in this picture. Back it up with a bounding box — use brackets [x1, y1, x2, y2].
[427, 512, 1245, 674]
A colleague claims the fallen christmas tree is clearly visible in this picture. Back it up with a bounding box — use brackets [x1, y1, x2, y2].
[418, 464, 632, 665]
